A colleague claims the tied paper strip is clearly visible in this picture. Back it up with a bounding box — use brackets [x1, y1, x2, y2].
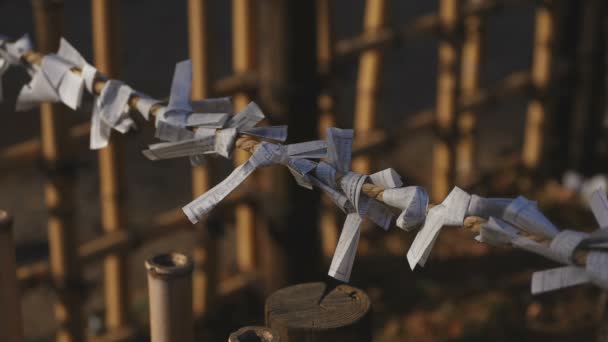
[407, 186, 471, 269]
[227, 101, 265, 130]
[369, 168, 403, 189]
[466, 195, 512, 218]
[309, 176, 352, 213]
[590, 189, 608, 230]
[0, 35, 33, 102]
[328, 213, 362, 282]
[476, 217, 519, 246]
[502, 196, 559, 239]
[182, 141, 282, 224]
[531, 266, 590, 294]
[382, 186, 429, 231]
[164, 60, 193, 126]
[326, 127, 353, 173]
[340, 172, 368, 215]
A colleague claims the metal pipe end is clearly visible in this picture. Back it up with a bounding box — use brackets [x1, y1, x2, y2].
[145, 252, 193, 279]
[0, 210, 13, 233]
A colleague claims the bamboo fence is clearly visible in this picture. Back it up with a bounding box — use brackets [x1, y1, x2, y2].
[0, 0, 605, 340]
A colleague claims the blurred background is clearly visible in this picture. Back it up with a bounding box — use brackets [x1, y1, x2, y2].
[1, 0, 608, 341]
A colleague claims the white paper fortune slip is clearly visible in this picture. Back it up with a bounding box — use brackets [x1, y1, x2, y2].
[314, 161, 337, 189]
[90, 97, 112, 149]
[186, 113, 229, 128]
[340, 172, 368, 214]
[586, 251, 608, 289]
[182, 140, 287, 223]
[16, 70, 60, 111]
[382, 186, 428, 231]
[549, 230, 588, 265]
[531, 266, 590, 294]
[502, 196, 559, 239]
[309, 176, 351, 212]
[286, 158, 317, 190]
[164, 60, 193, 126]
[328, 213, 363, 282]
[142, 134, 216, 160]
[227, 101, 265, 129]
[155, 120, 195, 142]
[466, 195, 512, 218]
[476, 217, 519, 247]
[407, 186, 471, 269]
[360, 197, 394, 231]
[286, 140, 327, 159]
[590, 189, 608, 230]
[214, 128, 238, 158]
[241, 125, 288, 142]
[369, 168, 403, 189]
[326, 127, 353, 173]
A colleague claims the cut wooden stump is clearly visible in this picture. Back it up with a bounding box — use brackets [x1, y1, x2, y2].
[228, 326, 280, 342]
[265, 282, 372, 342]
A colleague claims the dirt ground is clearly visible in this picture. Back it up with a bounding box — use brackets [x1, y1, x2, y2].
[1, 1, 605, 341]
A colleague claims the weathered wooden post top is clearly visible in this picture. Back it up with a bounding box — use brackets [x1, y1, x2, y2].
[265, 282, 372, 342]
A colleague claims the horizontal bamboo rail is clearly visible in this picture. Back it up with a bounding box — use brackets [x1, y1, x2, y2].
[16, 193, 251, 288]
[335, 0, 530, 60]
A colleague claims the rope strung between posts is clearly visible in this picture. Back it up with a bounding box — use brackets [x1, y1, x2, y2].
[1, 34, 608, 296]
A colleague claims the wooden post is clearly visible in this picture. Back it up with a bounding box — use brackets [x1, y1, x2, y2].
[229, 326, 280, 342]
[456, 0, 483, 187]
[232, 0, 258, 274]
[187, 0, 219, 318]
[568, 0, 605, 175]
[0, 211, 24, 342]
[258, 0, 322, 287]
[316, 0, 339, 258]
[522, 1, 555, 170]
[432, 0, 460, 201]
[265, 282, 372, 341]
[32, 1, 86, 341]
[352, 0, 388, 175]
[146, 253, 194, 342]
[92, 0, 130, 333]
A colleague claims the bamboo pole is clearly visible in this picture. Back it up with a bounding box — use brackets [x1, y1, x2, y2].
[257, 0, 322, 287]
[432, 0, 460, 201]
[32, 1, 85, 341]
[145, 253, 194, 342]
[456, 0, 483, 187]
[352, 0, 388, 175]
[91, 0, 130, 332]
[0, 211, 24, 342]
[522, 1, 555, 170]
[188, 0, 219, 317]
[317, 0, 339, 258]
[232, 0, 258, 274]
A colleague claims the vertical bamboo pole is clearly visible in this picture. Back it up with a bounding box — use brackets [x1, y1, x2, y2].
[146, 253, 194, 342]
[92, 0, 130, 332]
[32, 1, 85, 341]
[0, 211, 24, 342]
[432, 0, 460, 201]
[232, 0, 258, 273]
[456, 0, 483, 187]
[352, 0, 388, 175]
[568, 0, 605, 175]
[317, 0, 339, 257]
[188, 0, 219, 317]
[522, 1, 555, 170]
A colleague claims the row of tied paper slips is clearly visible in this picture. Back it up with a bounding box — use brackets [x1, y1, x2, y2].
[2, 35, 607, 295]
